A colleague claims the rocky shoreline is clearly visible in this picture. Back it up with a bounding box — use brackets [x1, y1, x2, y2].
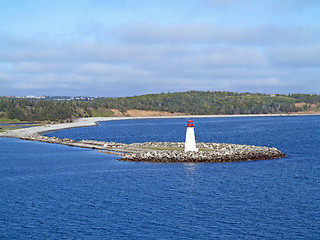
[20, 133, 286, 163]
[121, 142, 286, 163]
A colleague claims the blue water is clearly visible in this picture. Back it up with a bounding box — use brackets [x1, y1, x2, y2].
[1, 116, 319, 239]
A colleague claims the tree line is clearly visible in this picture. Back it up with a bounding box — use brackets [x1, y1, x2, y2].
[90, 91, 320, 115]
[0, 99, 75, 122]
[1, 91, 319, 121]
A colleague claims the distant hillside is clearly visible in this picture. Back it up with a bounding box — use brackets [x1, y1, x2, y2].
[1, 91, 320, 122]
[90, 91, 320, 115]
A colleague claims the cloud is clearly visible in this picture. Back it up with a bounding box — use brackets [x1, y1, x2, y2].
[1, 19, 320, 96]
[1, 0, 320, 97]
[119, 24, 319, 45]
[267, 45, 320, 67]
[204, 0, 253, 7]
[12, 62, 69, 73]
[204, 0, 320, 12]
[268, 0, 320, 13]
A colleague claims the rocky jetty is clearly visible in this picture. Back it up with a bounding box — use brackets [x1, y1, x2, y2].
[22, 133, 135, 153]
[19, 134, 286, 163]
[121, 142, 286, 163]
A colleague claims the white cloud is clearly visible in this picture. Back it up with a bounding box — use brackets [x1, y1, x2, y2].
[119, 24, 319, 46]
[267, 45, 320, 67]
[1, 20, 320, 96]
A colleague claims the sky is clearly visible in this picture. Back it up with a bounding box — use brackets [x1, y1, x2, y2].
[0, 0, 319, 97]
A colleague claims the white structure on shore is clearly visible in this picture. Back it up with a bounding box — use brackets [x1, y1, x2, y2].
[184, 120, 198, 152]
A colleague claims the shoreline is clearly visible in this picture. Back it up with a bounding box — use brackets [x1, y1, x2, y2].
[1, 113, 319, 139]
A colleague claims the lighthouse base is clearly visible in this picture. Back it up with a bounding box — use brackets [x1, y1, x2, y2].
[185, 147, 199, 152]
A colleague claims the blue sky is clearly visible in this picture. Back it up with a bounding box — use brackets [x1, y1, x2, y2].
[1, 0, 319, 97]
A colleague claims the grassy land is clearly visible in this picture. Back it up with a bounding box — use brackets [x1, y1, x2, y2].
[143, 147, 184, 151]
[308, 107, 320, 112]
[0, 119, 44, 132]
[0, 117, 21, 123]
[90, 108, 115, 117]
[0, 128, 10, 132]
[143, 146, 214, 151]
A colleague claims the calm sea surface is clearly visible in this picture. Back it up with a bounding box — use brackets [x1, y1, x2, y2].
[1, 116, 319, 239]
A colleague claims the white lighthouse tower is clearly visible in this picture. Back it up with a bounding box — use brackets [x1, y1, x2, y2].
[185, 120, 198, 152]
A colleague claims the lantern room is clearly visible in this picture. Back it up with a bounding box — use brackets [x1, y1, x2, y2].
[186, 120, 194, 127]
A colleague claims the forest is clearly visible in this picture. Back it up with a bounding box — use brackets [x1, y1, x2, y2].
[1, 91, 320, 122]
[0, 99, 75, 122]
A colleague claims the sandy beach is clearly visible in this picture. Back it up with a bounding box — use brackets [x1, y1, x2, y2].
[0, 117, 117, 138]
[1, 113, 319, 139]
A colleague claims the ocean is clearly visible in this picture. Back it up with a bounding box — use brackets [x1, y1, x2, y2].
[1, 116, 319, 239]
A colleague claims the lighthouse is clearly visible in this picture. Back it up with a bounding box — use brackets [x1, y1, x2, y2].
[185, 120, 198, 152]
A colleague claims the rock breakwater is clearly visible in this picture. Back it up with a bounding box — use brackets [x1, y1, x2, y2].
[19, 133, 286, 163]
[121, 142, 286, 163]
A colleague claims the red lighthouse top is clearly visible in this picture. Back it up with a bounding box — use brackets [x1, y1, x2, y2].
[187, 120, 194, 127]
